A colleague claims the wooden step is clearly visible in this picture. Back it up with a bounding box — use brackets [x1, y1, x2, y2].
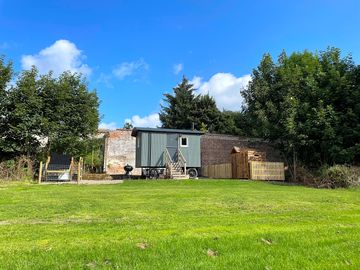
[171, 174, 190, 179]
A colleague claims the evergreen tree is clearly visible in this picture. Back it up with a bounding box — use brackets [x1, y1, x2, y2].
[195, 94, 222, 132]
[159, 76, 199, 129]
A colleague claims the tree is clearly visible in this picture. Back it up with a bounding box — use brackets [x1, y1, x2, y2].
[3, 67, 43, 158]
[195, 94, 223, 132]
[0, 57, 14, 159]
[242, 47, 360, 168]
[0, 66, 100, 159]
[41, 71, 100, 156]
[160, 76, 250, 134]
[123, 122, 133, 129]
[159, 76, 199, 129]
[217, 111, 245, 135]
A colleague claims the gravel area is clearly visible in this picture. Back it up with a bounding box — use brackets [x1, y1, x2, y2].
[41, 180, 124, 185]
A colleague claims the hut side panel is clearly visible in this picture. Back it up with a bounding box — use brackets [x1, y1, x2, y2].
[140, 132, 149, 166]
[132, 128, 203, 169]
[181, 135, 201, 168]
[135, 134, 141, 167]
[150, 133, 167, 167]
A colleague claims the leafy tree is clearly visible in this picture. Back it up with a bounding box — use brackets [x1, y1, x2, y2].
[4, 67, 43, 158]
[0, 64, 100, 159]
[41, 71, 100, 156]
[242, 47, 360, 169]
[0, 57, 14, 159]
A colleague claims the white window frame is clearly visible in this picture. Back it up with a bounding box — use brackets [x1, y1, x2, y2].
[180, 136, 189, 147]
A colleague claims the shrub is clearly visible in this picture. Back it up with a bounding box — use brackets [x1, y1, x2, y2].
[0, 156, 34, 181]
[294, 165, 319, 186]
[318, 165, 360, 188]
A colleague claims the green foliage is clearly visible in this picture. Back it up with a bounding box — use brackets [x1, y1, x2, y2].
[194, 94, 222, 132]
[82, 138, 105, 173]
[160, 76, 244, 134]
[4, 67, 43, 158]
[41, 71, 100, 156]
[242, 47, 360, 166]
[0, 156, 34, 181]
[160, 76, 199, 129]
[0, 57, 14, 159]
[0, 62, 100, 161]
[123, 121, 133, 129]
[318, 165, 360, 188]
[199, 122, 208, 132]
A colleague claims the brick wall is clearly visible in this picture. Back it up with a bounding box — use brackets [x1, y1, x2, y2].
[103, 129, 141, 175]
[201, 133, 283, 166]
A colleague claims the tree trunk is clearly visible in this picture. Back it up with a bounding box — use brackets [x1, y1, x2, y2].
[293, 148, 297, 182]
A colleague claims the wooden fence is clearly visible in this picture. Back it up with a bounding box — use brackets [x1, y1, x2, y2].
[202, 163, 232, 179]
[202, 161, 285, 181]
[249, 161, 285, 181]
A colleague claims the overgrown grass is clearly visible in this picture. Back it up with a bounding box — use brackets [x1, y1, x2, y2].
[0, 180, 359, 269]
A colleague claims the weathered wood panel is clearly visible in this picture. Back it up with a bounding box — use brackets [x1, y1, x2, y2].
[202, 163, 232, 179]
[231, 148, 266, 179]
[249, 161, 285, 181]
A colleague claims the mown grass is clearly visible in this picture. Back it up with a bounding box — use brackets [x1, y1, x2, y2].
[0, 180, 359, 269]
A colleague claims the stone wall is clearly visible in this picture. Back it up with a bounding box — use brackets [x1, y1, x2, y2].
[103, 129, 141, 175]
[201, 133, 283, 166]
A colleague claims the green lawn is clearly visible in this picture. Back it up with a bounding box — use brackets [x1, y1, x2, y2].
[0, 180, 359, 270]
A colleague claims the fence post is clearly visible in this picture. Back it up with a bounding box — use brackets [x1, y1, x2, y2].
[70, 157, 74, 181]
[77, 157, 82, 184]
[38, 161, 43, 183]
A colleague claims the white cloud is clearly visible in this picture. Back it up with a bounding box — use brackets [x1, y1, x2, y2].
[96, 73, 113, 88]
[173, 63, 183, 75]
[99, 122, 118, 130]
[113, 59, 149, 80]
[191, 73, 251, 111]
[190, 76, 202, 89]
[125, 113, 160, 128]
[21, 40, 91, 76]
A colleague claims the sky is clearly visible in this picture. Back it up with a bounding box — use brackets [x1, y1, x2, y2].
[1, 0, 360, 129]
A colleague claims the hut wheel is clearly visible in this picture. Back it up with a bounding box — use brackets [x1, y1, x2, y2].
[187, 168, 198, 179]
[149, 169, 159, 179]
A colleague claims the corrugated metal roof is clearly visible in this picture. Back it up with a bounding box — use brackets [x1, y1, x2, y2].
[131, 127, 204, 137]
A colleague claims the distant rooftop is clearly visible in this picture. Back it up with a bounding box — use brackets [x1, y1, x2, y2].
[131, 127, 204, 137]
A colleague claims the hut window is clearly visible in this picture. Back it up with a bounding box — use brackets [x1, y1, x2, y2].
[180, 137, 188, 147]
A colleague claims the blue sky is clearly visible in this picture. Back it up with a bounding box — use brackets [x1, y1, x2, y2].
[1, 0, 360, 128]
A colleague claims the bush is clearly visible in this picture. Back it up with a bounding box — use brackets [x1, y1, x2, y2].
[318, 165, 360, 188]
[294, 165, 319, 186]
[0, 156, 34, 181]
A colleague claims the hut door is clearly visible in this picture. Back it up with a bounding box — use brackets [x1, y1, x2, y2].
[166, 134, 178, 162]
